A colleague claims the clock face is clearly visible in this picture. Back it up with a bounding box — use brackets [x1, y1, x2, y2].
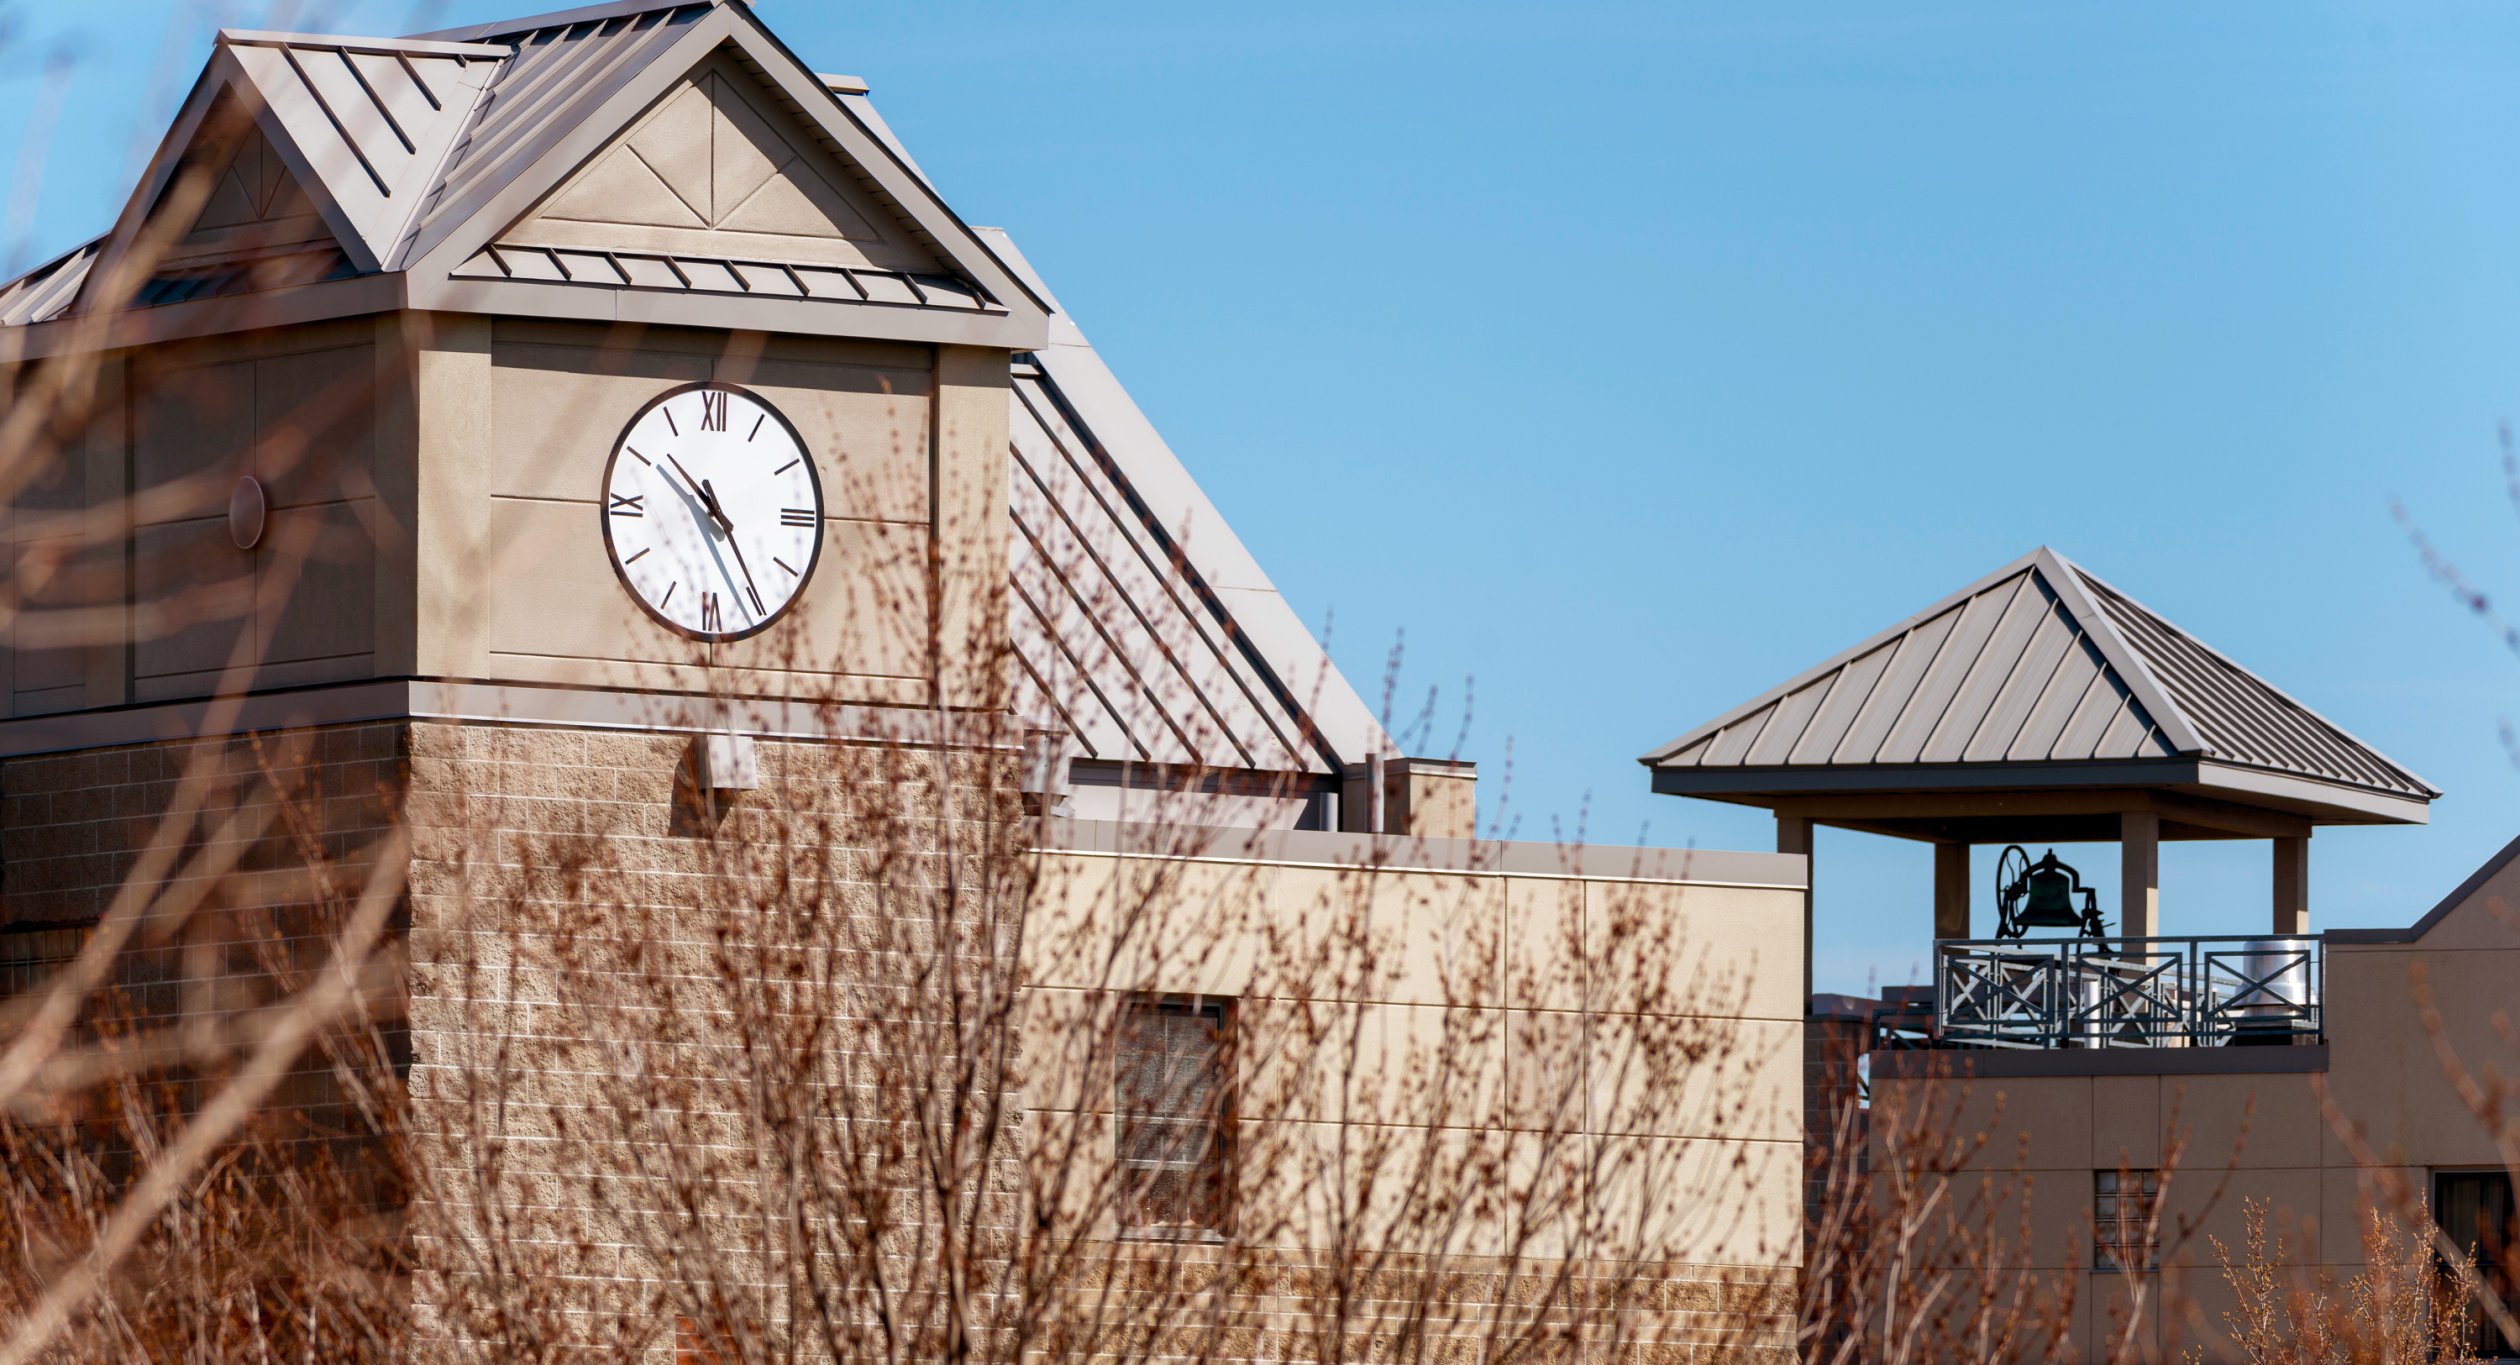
[599, 382, 824, 642]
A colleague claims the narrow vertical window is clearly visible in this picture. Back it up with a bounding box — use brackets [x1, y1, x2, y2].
[1115, 996, 1232, 1234]
[2438, 1170, 2520, 1358]
[2093, 1169, 2160, 1272]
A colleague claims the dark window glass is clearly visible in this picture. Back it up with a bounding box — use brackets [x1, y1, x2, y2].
[1115, 997, 1232, 1233]
[2094, 1169, 2160, 1272]
[2439, 1170, 2520, 1359]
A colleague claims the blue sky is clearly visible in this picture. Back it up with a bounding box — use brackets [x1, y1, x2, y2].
[8, 1, 2520, 994]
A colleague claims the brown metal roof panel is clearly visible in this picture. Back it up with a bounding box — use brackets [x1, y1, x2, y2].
[1874, 575, 2023, 765]
[1830, 604, 1964, 764]
[853, 272, 922, 306]
[1787, 640, 1894, 764]
[1701, 703, 1777, 768]
[1918, 574, 2056, 763]
[1743, 678, 1832, 766]
[1959, 600, 2082, 763]
[405, 9, 703, 260]
[793, 266, 861, 300]
[2095, 698, 2161, 759]
[2004, 633, 2106, 761]
[550, 249, 623, 283]
[614, 254, 679, 289]
[2054, 675, 2138, 760]
[496, 245, 566, 280]
[2073, 569, 2432, 797]
[1014, 378, 1304, 771]
[732, 261, 801, 296]
[1013, 413, 1230, 769]
[1662, 734, 1716, 768]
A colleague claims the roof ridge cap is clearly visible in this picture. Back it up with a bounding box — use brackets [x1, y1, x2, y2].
[407, 0, 726, 44]
[2034, 547, 2208, 757]
[2059, 556, 2440, 798]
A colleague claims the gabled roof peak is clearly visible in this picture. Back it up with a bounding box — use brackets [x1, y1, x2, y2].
[1640, 548, 2435, 825]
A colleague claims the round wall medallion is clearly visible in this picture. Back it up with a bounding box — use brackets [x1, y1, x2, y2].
[228, 475, 267, 550]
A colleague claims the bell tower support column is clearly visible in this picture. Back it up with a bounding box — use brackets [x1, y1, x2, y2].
[2121, 811, 2161, 941]
[2273, 835, 2310, 937]
[1933, 842, 1970, 940]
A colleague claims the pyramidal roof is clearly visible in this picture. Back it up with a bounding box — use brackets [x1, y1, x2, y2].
[1641, 547, 2434, 820]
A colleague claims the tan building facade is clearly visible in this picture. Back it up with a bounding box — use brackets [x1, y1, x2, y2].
[0, 4, 1811, 1360]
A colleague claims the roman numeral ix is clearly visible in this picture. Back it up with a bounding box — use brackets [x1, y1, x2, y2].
[608, 492, 645, 517]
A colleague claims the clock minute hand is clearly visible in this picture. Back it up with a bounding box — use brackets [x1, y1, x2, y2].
[703, 478, 767, 617]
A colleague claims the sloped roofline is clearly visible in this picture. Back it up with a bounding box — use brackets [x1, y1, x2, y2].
[394, 3, 1050, 328]
[984, 227, 1392, 769]
[1638, 545, 2201, 765]
[411, 0, 719, 42]
[2059, 550, 2441, 799]
[70, 45, 379, 304]
[1638, 545, 2436, 809]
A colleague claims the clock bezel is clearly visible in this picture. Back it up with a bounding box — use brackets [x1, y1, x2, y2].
[598, 380, 827, 644]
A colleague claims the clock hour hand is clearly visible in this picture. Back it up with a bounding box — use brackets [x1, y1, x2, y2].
[703, 480, 768, 617]
[663, 455, 734, 537]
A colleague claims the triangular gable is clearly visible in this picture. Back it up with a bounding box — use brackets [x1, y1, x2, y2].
[158, 102, 332, 264]
[399, 4, 1046, 338]
[71, 29, 500, 312]
[496, 56, 940, 273]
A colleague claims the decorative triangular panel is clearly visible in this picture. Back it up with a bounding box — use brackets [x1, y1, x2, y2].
[498, 56, 939, 274]
[161, 112, 334, 264]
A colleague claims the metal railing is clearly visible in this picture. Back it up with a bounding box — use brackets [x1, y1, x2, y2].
[1929, 935, 2322, 1049]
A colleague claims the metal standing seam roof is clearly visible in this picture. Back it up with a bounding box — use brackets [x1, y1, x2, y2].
[989, 228, 1388, 779]
[1640, 547, 2435, 803]
[0, 0, 1044, 342]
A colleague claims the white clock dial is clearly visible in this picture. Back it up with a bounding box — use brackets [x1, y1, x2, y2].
[600, 383, 824, 642]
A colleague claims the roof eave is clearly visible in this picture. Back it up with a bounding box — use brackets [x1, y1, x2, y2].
[0, 272, 403, 365]
[408, 273, 1046, 349]
[1646, 756, 2429, 826]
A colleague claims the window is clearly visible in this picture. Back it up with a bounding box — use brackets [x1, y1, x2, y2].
[2093, 1169, 2160, 1272]
[2438, 1171, 2520, 1359]
[1115, 996, 1232, 1234]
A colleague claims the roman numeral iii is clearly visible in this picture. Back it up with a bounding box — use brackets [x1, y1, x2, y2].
[781, 508, 816, 527]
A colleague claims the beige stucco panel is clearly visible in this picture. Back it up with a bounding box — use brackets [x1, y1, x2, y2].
[721, 351, 933, 525]
[257, 497, 378, 669]
[2168, 1072, 2323, 1172]
[1238, 998, 1507, 1133]
[1588, 879, 1804, 1022]
[1876, 1073, 2096, 1174]
[1264, 864, 1505, 1007]
[2091, 1075, 2162, 1171]
[476, 499, 924, 684]
[2322, 945, 2520, 1165]
[1504, 875, 1585, 1012]
[484, 336, 934, 523]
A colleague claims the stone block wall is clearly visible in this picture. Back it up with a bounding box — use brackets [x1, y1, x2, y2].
[400, 718, 1028, 1362]
[0, 721, 408, 1144]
